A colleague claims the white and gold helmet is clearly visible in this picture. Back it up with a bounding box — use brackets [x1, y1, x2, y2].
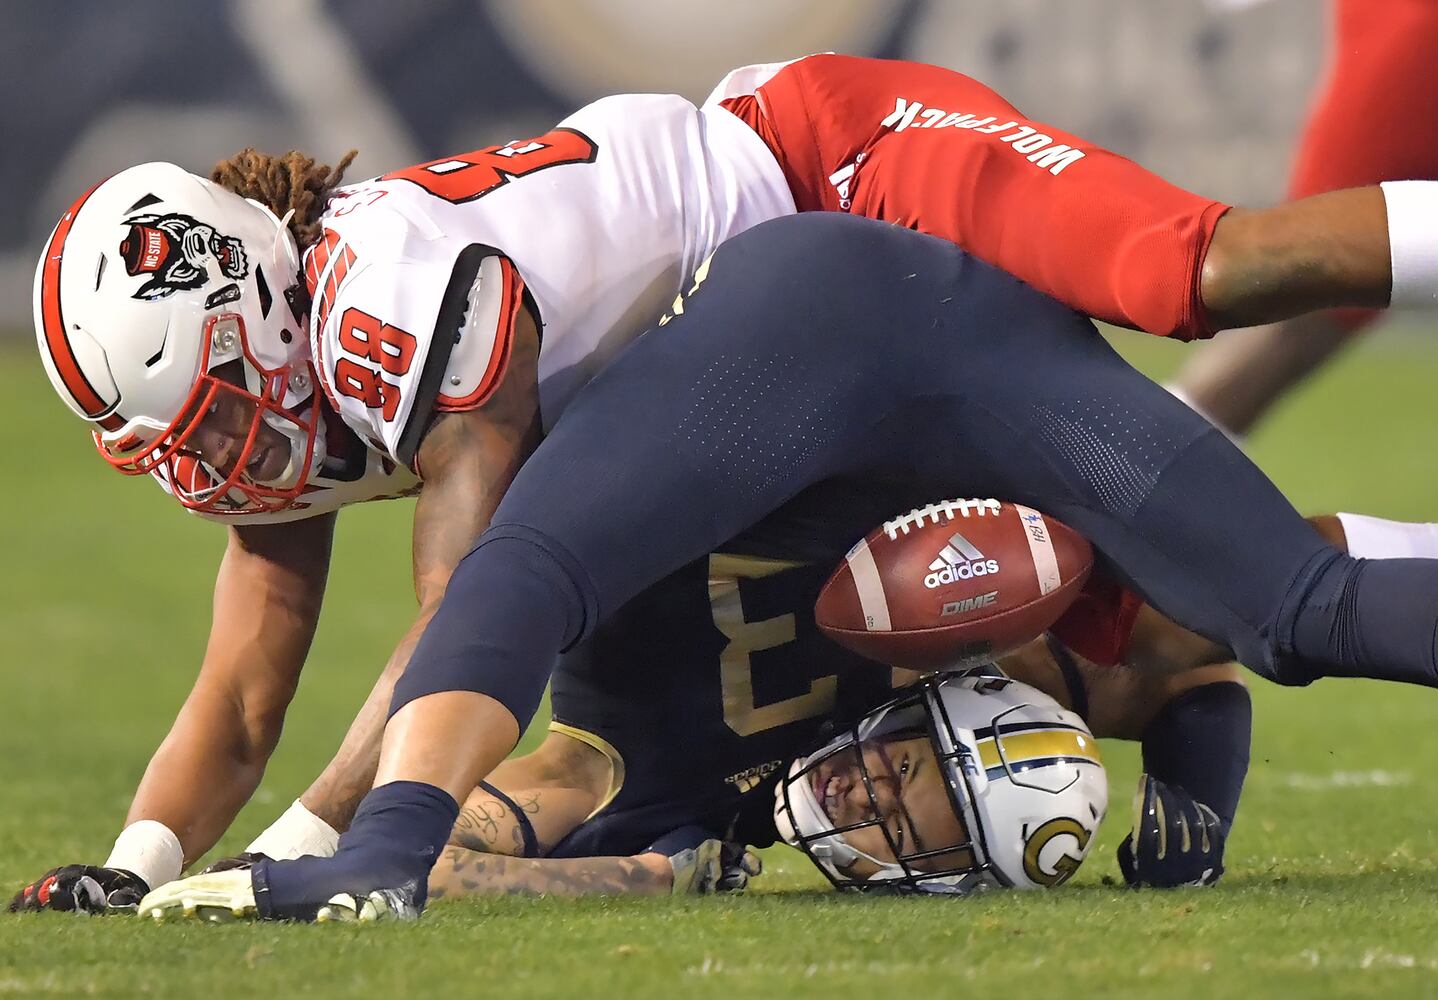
[774, 672, 1107, 894]
[34, 162, 322, 516]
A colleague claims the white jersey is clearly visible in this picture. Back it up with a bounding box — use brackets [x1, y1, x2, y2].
[305, 92, 795, 472]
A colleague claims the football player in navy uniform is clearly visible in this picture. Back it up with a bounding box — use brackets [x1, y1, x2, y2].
[418, 531, 1245, 901]
[418, 511, 1369, 901]
[133, 212, 1438, 921]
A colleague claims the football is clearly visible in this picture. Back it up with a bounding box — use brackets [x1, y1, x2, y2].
[815, 498, 1093, 668]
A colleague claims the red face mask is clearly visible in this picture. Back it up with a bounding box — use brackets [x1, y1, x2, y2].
[96, 313, 321, 516]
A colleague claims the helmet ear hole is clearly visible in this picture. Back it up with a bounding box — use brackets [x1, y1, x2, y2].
[255, 267, 273, 318]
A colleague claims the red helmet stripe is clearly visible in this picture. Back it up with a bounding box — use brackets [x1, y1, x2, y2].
[40, 183, 124, 431]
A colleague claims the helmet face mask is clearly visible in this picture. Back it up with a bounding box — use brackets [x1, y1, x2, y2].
[95, 313, 322, 516]
[775, 672, 1107, 895]
[775, 682, 999, 895]
[35, 163, 324, 516]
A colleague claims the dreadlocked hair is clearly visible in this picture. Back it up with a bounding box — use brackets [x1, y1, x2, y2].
[210, 148, 359, 249]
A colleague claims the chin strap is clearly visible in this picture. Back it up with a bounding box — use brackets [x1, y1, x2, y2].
[257, 394, 324, 488]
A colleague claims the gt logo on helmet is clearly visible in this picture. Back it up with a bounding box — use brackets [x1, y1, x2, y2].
[119, 212, 249, 301]
[1021, 816, 1092, 887]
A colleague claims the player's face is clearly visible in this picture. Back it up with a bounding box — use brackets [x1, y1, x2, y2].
[809, 732, 972, 879]
[174, 363, 293, 485]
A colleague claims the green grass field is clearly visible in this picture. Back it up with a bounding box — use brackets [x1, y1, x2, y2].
[2, 327, 1437, 998]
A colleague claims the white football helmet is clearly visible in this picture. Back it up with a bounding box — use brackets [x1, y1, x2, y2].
[34, 162, 323, 515]
[774, 672, 1107, 894]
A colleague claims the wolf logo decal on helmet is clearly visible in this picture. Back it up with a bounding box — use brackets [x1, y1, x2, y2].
[119, 212, 249, 301]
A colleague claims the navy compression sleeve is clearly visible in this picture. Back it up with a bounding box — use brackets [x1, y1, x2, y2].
[1140, 681, 1251, 833]
[390, 524, 595, 732]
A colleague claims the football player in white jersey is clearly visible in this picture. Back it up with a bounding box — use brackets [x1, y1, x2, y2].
[18, 53, 1438, 915]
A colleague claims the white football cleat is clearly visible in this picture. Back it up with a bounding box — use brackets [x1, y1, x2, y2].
[314, 888, 419, 923]
[139, 869, 420, 924]
[138, 870, 258, 924]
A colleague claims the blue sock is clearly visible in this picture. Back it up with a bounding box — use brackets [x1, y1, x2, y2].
[253, 781, 458, 920]
[1140, 682, 1251, 834]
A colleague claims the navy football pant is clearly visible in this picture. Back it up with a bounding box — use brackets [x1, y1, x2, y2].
[394, 213, 1438, 729]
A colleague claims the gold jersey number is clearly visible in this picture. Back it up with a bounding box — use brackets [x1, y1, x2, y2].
[707, 554, 837, 737]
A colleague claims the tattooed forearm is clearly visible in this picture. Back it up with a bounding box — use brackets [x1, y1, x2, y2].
[428, 845, 672, 900]
[450, 793, 542, 855]
[452, 801, 502, 853]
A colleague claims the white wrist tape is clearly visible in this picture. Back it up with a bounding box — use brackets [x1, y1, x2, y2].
[1336, 512, 1438, 560]
[1381, 181, 1438, 308]
[245, 800, 340, 860]
[104, 820, 184, 891]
